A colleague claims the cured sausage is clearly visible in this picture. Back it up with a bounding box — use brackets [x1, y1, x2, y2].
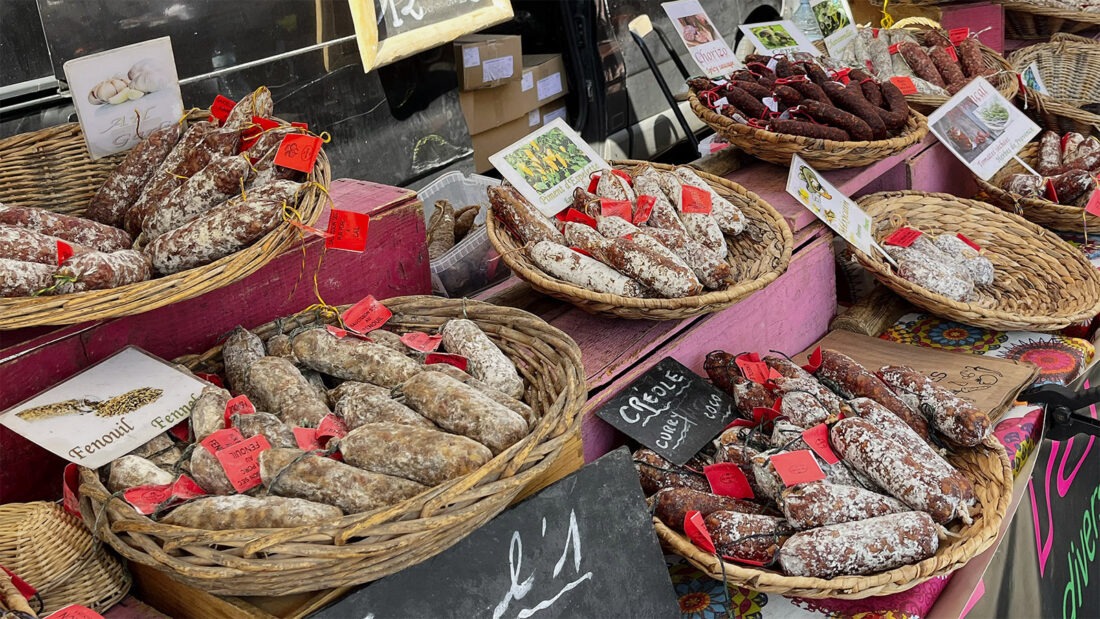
[633, 448, 710, 496]
[232, 411, 297, 448]
[338, 422, 492, 485]
[876, 81, 911, 132]
[821, 82, 889, 140]
[928, 47, 967, 93]
[421, 364, 536, 427]
[189, 386, 231, 442]
[0, 225, 90, 265]
[87, 123, 183, 227]
[653, 487, 774, 532]
[957, 38, 990, 78]
[705, 511, 790, 564]
[594, 169, 636, 202]
[779, 511, 939, 578]
[222, 326, 267, 396]
[55, 250, 152, 293]
[123, 121, 217, 235]
[107, 455, 175, 492]
[260, 448, 426, 514]
[642, 227, 731, 289]
[899, 42, 946, 87]
[769, 119, 850, 142]
[633, 166, 689, 235]
[816, 349, 930, 439]
[144, 155, 253, 238]
[246, 356, 331, 428]
[426, 199, 456, 260]
[488, 185, 564, 245]
[654, 172, 727, 256]
[564, 222, 703, 298]
[770, 376, 849, 419]
[331, 381, 436, 429]
[440, 318, 524, 398]
[850, 69, 883, 107]
[673, 167, 745, 236]
[1038, 131, 1064, 175]
[224, 86, 274, 130]
[877, 365, 991, 446]
[0, 258, 54, 297]
[527, 240, 648, 297]
[291, 328, 421, 388]
[401, 371, 528, 454]
[161, 495, 342, 529]
[778, 481, 907, 529]
[0, 203, 131, 252]
[798, 100, 874, 141]
[931, 234, 994, 286]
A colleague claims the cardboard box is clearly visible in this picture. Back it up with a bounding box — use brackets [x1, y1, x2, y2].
[459, 54, 569, 134]
[454, 34, 522, 90]
[471, 100, 567, 173]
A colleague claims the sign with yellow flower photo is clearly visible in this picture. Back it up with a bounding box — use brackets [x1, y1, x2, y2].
[490, 118, 609, 216]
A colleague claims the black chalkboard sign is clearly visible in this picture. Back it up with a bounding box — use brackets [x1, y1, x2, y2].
[595, 357, 738, 465]
[310, 448, 679, 619]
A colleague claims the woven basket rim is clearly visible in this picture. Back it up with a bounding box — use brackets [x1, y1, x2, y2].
[1008, 40, 1100, 133]
[976, 142, 1100, 231]
[0, 110, 329, 329]
[659, 439, 1013, 599]
[853, 190, 1100, 331]
[78, 295, 587, 596]
[994, 0, 1100, 24]
[486, 161, 794, 320]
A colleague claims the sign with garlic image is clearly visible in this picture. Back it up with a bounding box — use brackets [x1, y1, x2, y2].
[64, 37, 183, 159]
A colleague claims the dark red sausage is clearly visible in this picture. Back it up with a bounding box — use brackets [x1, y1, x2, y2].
[798, 100, 874, 141]
[822, 82, 889, 140]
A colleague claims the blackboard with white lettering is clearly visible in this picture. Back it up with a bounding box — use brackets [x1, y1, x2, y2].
[309, 448, 679, 619]
[595, 357, 738, 465]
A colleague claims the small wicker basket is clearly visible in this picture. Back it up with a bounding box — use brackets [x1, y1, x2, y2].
[486, 161, 793, 320]
[79, 295, 586, 596]
[898, 30, 1019, 113]
[976, 142, 1098, 232]
[0, 110, 329, 329]
[991, 1, 1100, 39]
[1009, 39, 1100, 137]
[688, 92, 929, 170]
[658, 437, 1011, 599]
[852, 191, 1100, 331]
[0, 502, 130, 615]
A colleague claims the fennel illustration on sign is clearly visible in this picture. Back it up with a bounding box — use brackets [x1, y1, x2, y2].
[786, 155, 877, 259]
[812, 0, 857, 57]
[661, 0, 742, 78]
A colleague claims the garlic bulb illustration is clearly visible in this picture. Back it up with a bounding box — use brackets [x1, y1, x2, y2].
[128, 59, 166, 94]
[88, 77, 131, 105]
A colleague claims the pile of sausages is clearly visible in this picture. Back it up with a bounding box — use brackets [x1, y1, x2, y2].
[639, 349, 992, 579]
[492, 164, 746, 299]
[0, 86, 312, 298]
[1002, 131, 1100, 207]
[102, 316, 537, 529]
[689, 54, 911, 142]
[884, 228, 996, 304]
[427, 199, 483, 260]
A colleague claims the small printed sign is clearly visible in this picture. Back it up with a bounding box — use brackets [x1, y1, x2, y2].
[662, 0, 743, 78]
[1020, 61, 1049, 95]
[490, 118, 610, 217]
[738, 20, 821, 57]
[927, 77, 1041, 181]
[0, 347, 206, 469]
[786, 154, 874, 256]
[812, 0, 857, 57]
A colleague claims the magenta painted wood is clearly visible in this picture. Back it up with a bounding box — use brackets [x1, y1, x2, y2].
[907, 140, 981, 198]
[0, 179, 431, 503]
[724, 135, 936, 233]
[940, 3, 1005, 53]
[581, 234, 838, 462]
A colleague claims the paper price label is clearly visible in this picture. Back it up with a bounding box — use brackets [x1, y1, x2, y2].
[57, 240, 74, 266]
[317, 414, 349, 442]
[946, 46, 959, 62]
[224, 394, 256, 427]
[948, 28, 970, 45]
[273, 133, 322, 173]
[44, 604, 104, 619]
[957, 233, 982, 252]
[704, 463, 755, 499]
[194, 372, 224, 388]
[681, 185, 713, 214]
[634, 195, 656, 225]
[561, 208, 598, 229]
[325, 209, 370, 252]
[400, 331, 443, 353]
[770, 450, 826, 486]
[425, 353, 468, 372]
[341, 295, 391, 334]
[1, 566, 36, 599]
[63, 462, 82, 519]
[802, 346, 823, 373]
[293, 426, 322, 451]
[200, 427, 244, 455]
[214, 435, 271, 492]
[884, 226, 923, 247]
[802, 424, 840, 465]
[1086, 189, 1100, 218]
[890, 76, 917, 95]
[326, 325, 347, 338]
[209, 94, 236, 123]
[735, 353, 769, 384]
[123, 475, 205, 515]
[684, 511, 716, 553]
[600, 198, 633, 221]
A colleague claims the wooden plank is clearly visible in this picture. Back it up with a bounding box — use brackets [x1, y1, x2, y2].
[580, 233, 837, 461]
[130, 563, 275, 619]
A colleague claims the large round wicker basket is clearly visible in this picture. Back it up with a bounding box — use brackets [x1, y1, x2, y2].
[990, 1, 1100, 39]
[79, 296, 586, 596]
[852, 191, 1100, 331]
[1009, 39, 1100, 137]
[976, 142, 1098, 232]
[486, 161, 793, 320]
[0, 110, 329, 329]
[688, 92, 929, 170]
[658, 437, 1011, 599]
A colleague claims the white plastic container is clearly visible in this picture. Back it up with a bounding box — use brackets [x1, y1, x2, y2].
[419, 172, 509, 297]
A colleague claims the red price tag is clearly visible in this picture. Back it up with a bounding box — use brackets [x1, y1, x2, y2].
[317, 414, 348, 442]
[1045, 178, 1059, 203]
[884, 226, 922, 247]
[57, 240, 74, 266]
[169, 419, 191, 442]
[252, 115, 280, 131]
[194, 372, 224, 388]
[871, 28, 880, 38]
[684, 511, 716, 553]
[802, 346, 823, 373]
[770, 450, 826, 487]
[44, 604, 104, 619]
[681, 185, 713, 214]
[214, 435, 271, 492]
[291, 121, 309, 130]
[571, 246, 594, 258]
[563, 208, 598, 229]
[832, 67, 852, 84]
[1, 566, 36, 600]
[62, 462, 81, 519]
[224, 394, 256, 427]
[704, 463, 755, 499]
[752, 406, 782, 427]
[1085, 188, 1100, 217]
[240, 116, 282, 151]
[209, 94, 236, 123]
[293, 426, 322, 450]
[735, 353, 770, 384]
[273, 133, 322, 173]
[634, 195, 656, 225]
[957, 233, 981, 252]
[888, 43, 901, 55]
[123, 475, 206, 515]
[948, 28, 970, 45]
[945, 46, 959, 62]
[600, 198, 633, 221]
[586, 173, 600, 193]
[326, 325, 347, 338]
[341, 295, 392, 334]
[890, 77, 918, 95]
[325, 209, 370, 252]
[401, 331, 443, 352]
[611, 169, 634, 185]
[425, 353, 469, 372]
[802, 424, 840, 465]
[200, 427, 244, 455]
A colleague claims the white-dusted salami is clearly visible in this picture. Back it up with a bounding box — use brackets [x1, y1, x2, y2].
[144, 154, 253, 238]
[331, 381, 435, 429]
[107, 455, 175, 492]
[673, 166, 745, 236]
[655, 171, 728, 256]
[641, 227, 731, 289]
[594, 169, 637, 202]
[338, 422, 492, 485]
[632, 166, 688, 235]
[246, 356, 331, 428]
[421, 363, 536, 427]
[401, 371, 527, 454]
[877, 365, 991, 447]
[0, 225, 91, 265]
[0, 258, 55, 297]
[488, 185, 564, 245]
[223, 326, 266, 396]
[231, 412, 297, 448]
[260, 448, 426, 514]
[291, 328, 421, 388]
[527, 240, 647, 298]
[705, 510, 790, 563]
[55, 250, 152, 293]
[189, 446, 235, 495]
[161, 494, 341, 530]
[440, 318, 524, 399]
[779, 481, 907, 529]
[779, 511, 939, 578]
[190, 386, 231, 441]
[564, 223, 702, 298]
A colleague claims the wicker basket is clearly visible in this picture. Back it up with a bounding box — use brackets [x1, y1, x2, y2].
[0, 111, 329, 329]
[976, 142, 1098, 232]
[853, 191, 1100, 331]
[688, 92, 929, 170]
[658, 437, 1011, 599]
[486, 161, 793, 320]
[1009, 40, 1100, 137]
[79, 296, 586, 596]
[0, 502, 131, 615]
[900, 32, 1019, 113]
[991, 1, 1100, 39]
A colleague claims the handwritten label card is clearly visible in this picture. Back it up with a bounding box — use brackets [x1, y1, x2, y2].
[311, 448, 679, 619]
[661, 0, 743, 78]
[594, 357, 738, 465]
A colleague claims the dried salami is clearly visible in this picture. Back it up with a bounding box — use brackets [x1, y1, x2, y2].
[224, 86, 274, 130]
[633, 448, 710, 496]
[440, 318, 524, 399]
[291, 327, 421, 388]
[421, 364, 536, 427]
[778, 481, 906, 529]
[222, 326, 267, 396]
[655, 172, 728, 257]
[338, 422, 492, 485]
[0, 258, 54, 297]
[488, 185, 564, 246]
[877, 365, 991, 446]
[87, 123, 183, 227]
[706, 511, 790, 564]
[246, 356, 331, 428]
[123, 121, 216, 235]
[565, 222, 702, 298]
[779, 511, 939, 578]
[107, 455, 175, 492]
[400, 371, 528, 454]
[673, 167, 745, 236]
[594, 169, 636, 202]
[528, 240, 648, 297]
[55, 250, 152, 293]
[232, 411, 297, 448]
[144, 155, 253, 238]
[260, 448, 426, 514]
[0, 204, 131, 253]
[641, 227, 731, 289]
[816, 349, 930, 440]
[633, 166, 689, 234]
[332, 381, 436, 429]
[654, 487, 774, 532]
[0, 225, 90, 265]
[190, 386, 231, 442]
[161, 494, 342, 529]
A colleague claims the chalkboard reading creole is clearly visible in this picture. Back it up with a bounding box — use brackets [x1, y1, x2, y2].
[594, 357, 738, 465]
[310, 448, 679, 619]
